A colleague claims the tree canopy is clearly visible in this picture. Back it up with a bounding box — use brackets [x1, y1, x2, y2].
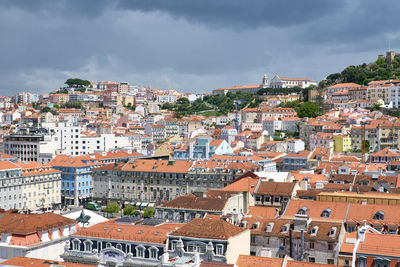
[322, 55, 400, 87]
[65, 78, 91, 88]
[296, 101, 322, 118]
[123, 204, 136, 216]
[104, 202, 120, 214]
[143, 208, 155, 218]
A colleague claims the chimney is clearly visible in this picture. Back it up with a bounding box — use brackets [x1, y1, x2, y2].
[300, 229, 305, 261]
[357, 227, 366, 243]
[274, 208, 280, 218]
[289, 229, 293, 258]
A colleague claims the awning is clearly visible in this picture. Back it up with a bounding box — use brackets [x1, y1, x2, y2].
[148, 203, 155, 208]
[136, 202, 142, 207]
[141, 202, 148, 208]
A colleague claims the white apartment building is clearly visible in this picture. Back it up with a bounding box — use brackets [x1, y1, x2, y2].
[156, 94, 177, 103]
[388, 85, 400, 108]
[0, 161, 61, 211]
[5, 122, 132, 163]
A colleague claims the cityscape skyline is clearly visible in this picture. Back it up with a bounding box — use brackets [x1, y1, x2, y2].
[0, 0, 399, 94]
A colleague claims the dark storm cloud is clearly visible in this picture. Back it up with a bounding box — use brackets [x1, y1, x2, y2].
[0, 0, 399, 94]
[116, 0, 345, 29]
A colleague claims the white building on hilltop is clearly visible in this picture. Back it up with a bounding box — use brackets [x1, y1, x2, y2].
[269, 75, 317, 89]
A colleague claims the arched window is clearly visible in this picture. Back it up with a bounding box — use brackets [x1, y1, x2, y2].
[149, 246, 159, 259]
[297, 206, 308, 215]
[84, 240, 92, 252]
[106, 242, 112, 248]
[373, 211, 385, 220]
[321, 208, 331, 218]
[72, 239, 80, 251]
[136, 245, 145, 258]
[116, 243, 122, 250]
[170, 240, 178, 251]
[216, 244, 224, 255]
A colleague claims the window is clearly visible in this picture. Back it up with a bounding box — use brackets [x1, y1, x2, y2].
[328, 243, 334, 250]
[297, 207, 308, 215]
[321, 208, 331, 218]
[309, 242, 314, 249]
[216, 244, 224, 255]
[106, 242, 112, 248]
[72, 239, 80, 251]
[347, 225, 355, 233]
[84, 240, 92, 252]
[251, 236, 256, 244]
[264, 196, 270, 202]
[308, 257, 315, 263]
[116, 243, 122, 250]
[136, 246, 145, 258]
[149, 247, 158, 259]
[373, 211, 385, 220]
[310, 227, 318, 235]
[170, 240, 178, 250]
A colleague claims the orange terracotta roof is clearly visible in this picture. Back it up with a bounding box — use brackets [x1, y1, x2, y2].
[236, 255, 283, 267]
[162, 195, 227, 211]
[122, 159, 192, 174]
[2, 257, 95, 267]
[357, 231, 400, 257]
[0, 212, 76, 235]
[255, 181, 296, 196]
[73, 221, 172, 244]
[170, 217, 247, 240]
[221, 177, 259, 194]
[328, 83, 361, 89]
[281, 199, 349, 222]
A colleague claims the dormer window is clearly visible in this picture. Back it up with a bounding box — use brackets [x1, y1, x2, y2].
[297, 207, 308, 215]
[310, 226, 318, 236]
[329, 227, 337, 237]
[265, 222, 274, 232]
[282, 224, 290, 233]
[251, 222, 260, 229]
[373, 211, 385, 220]
[321, 208, 331, 218]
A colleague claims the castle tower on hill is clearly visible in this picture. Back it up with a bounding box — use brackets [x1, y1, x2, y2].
[386, 51, 395, 63]
[262, 74, 269, 88]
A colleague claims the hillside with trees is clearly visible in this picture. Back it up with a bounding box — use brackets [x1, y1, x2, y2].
[320, 55, 400, 87]
[162, 91, 260, 118]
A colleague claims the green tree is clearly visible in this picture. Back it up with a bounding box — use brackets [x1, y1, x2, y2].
[123, 204, 136, 216]
[296, 101, 322, 118]
[40, 107, 52, 113]
[104, 202, 120, 214]
[65, 78, 91, 88]
[143, 208, 155, 218]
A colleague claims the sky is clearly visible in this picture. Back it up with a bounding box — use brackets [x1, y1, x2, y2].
[0, 0, 399, 94]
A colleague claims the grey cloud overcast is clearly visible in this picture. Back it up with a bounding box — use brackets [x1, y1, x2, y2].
[0, 0, 399, 94]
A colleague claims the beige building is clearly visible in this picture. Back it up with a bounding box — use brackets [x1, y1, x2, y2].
[0, 161, 61, 211]
[118, 82, 130, 94]
[167, 217, 250, 265]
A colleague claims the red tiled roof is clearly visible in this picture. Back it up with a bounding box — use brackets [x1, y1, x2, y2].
[2, 257, 95, 267]
[170, 217, 247, 240]
[255, 181, 296, 196]
[162, 195, 227, 211]
[0, 212, 76, 235]
[236, 255, 283, 267]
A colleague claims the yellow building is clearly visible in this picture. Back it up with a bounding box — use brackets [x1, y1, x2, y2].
[317, 191, 400, 206]
[333, 134, 352, 152]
